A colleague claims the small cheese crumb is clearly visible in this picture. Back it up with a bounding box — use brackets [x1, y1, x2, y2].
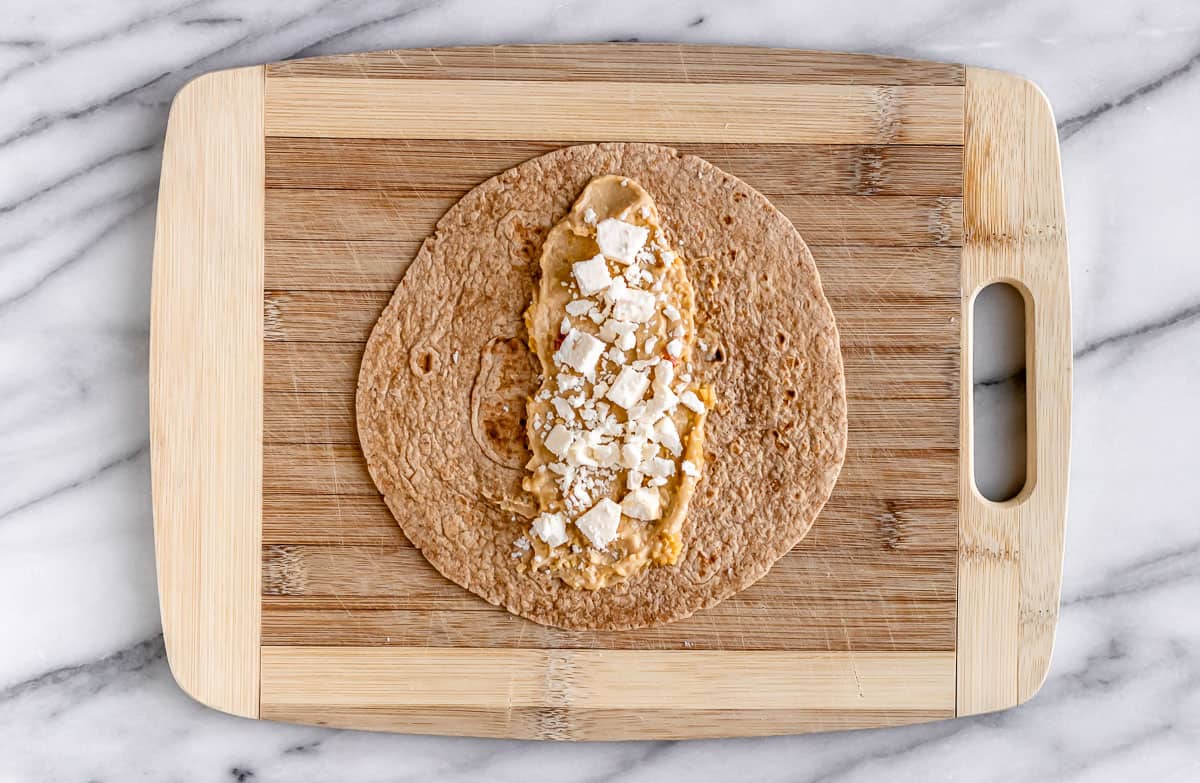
[655, 416, 683, 456]
[576, 498, 621, 549]
[556, 329, 604, 376]
[583, 207, 598, 225]
[644, 456, 675, 478]
[608, 279, 657, 323]
[682, 460, 700, 478]
[565, 299, 592, 316]
[606, 366, 650, 409]
[666, 338, 683, 358]
[680, 390, 707, 414]
[648, 476, 668, 487]
[663, 304, 681, 321]
[626, 469, 643, 490]
[573, 254, 612, 296]
[532, 512, 569, 547]
[552, 397, 574, 422]
[645, 336, 659, 354]
[544, 424, 573, 458]
[621, 487, 662, 521]
[560, 316, 571, 335]
[606, 345, 626, 364]
[596, 218, 649, 265]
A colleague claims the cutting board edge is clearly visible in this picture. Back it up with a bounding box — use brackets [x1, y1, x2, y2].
[145, 47, 1071, 738]
[956, 66, 1071, 717]
[150, 65, 265, 720]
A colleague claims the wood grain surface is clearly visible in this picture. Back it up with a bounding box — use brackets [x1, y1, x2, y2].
[957, 68, 1071, 715]
[151, 45, 1069, 739]
[150, 66, 264, 719]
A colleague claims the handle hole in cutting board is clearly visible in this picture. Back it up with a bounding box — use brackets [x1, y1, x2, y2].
[972, 282, 1028, 502]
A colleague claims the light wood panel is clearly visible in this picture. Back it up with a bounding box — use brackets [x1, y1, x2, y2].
[265, 44, 965, 85]
[266, 79, 964, 144]
[149, 67, 264, 719]
[957, 68, 1071, 715]
[259, 647, 955, 739]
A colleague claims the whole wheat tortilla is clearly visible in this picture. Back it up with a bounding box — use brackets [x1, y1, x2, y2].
[356, 143, 847, 630]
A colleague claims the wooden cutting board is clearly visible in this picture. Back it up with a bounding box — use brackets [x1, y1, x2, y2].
[149, 45, 1070, 740]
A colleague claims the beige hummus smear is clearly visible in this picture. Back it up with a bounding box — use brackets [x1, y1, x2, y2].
[522, 175, 714, 590]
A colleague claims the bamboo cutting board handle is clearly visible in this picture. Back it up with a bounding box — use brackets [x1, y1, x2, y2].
[957, 67, 1071, 715]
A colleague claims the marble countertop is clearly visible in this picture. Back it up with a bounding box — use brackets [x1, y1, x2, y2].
[3, 1, 1199, 780]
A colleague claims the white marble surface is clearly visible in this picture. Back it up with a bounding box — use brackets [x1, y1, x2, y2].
[2, 0, 1199, 779]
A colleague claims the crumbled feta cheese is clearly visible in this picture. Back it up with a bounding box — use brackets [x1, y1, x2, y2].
[573, 254, 612, 296]
[556, 329, 604, 376]
[653, 361, 674, 390]
[591, 442, 619, 467]
[638, 205, 651, 218]
[618, 331, 637, 351]
[606, 366, 650, 409]
[532, 512, 569, 547]
[558, 372, 582, 391]
[644, 456, 675, 478]
[648, 476, 668, 487]
[642, 387, 679, 422]
[626, 469, 643, 490]
[582, 207, 598, 225]
[621, 487, 662, 521]
[645, 336, 659, 354]
[620, 440, 643, 469]
[680, 390, 707, 414]
[666, 338, 683, 358]
[588, 308, 605, 324]
[608, 279, 656, 323]
[544, 424, 573, 458]
[566, 439, 598, 467]
[663, 304, 681, 321]
[606, 345, 626, 365]
[552, 397, 574, 422]
[671, 324, 686, 339]
[596, 218, 649, 265]
[681, 460, 700, 478]
[560, 316, 571, 335]
[655, 416, 683, 456]
[566, 299, 592, 316]
[576, 498, 621, 549]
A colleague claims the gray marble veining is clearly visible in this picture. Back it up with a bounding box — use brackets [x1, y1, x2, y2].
[2, 1, 1199, 780]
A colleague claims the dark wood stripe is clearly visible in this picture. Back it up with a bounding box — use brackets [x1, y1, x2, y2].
[265, 188, 963, 246]
[262, 442, 957, 498]
[263, 340, 957, 398]
[266, 138, 962, 196]
[265, 45, 965, 86]
[263, 288, 959, 345]
[262, 388, 957, 450]
[263, 492, 958, 552]
[265, 242, 962, 295]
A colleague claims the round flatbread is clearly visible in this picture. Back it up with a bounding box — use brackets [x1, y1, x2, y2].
[356, 142, 847, 630]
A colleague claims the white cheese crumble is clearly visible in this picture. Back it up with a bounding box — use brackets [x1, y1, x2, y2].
[607, 278, 657, 323]
[679, 390, 707, 414]
[556, 329, 604, 376]
[621, 487, 662, 521]
[666, 338, 683, 358]
[654, 416, 683, 456]
[606, 366, 650, 409]
[576, 498, 621, 549]
[596, 218, 649, 265]
[573, 254, 612, 296]
[681, 460, 700, 478]
[582, 207, 598, 225]
[544, 424, 573, 458]
[565, 299, 592, 316]
[532, 512, 569, 547]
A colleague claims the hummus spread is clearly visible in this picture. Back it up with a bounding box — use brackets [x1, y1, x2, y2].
[523, 175, 714, 589]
